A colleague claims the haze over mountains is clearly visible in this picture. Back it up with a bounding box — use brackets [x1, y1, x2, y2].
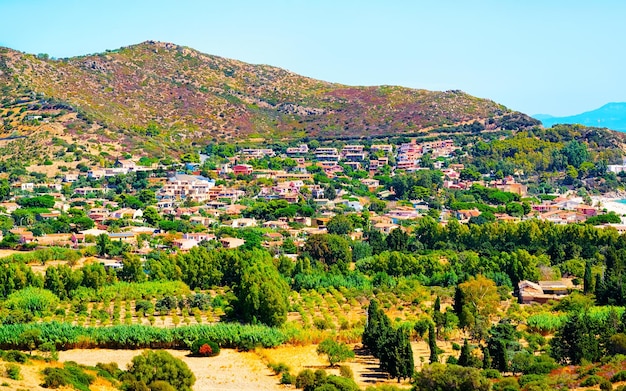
[534, 103, 626, 132]
[0, 41, 538, 150]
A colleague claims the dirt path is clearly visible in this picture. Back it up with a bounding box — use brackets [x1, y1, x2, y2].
[58, 348, 284, 391]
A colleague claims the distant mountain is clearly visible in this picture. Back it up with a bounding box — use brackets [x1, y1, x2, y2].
[534, 103, 626, 132]
[0, 40, 540, 157]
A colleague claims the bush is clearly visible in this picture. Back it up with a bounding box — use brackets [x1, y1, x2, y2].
[135, 300, 154, 315]
[414, 364, 490, 391]
[324, 375, 360, 391]
[295, 369, 316, 390]
[518, 374, 547, 387]
[190, 339, 220, 357]
[482, 368, 502, 379]
[581, 375, 603, 387]
[42, 368, 68, 388]
[313, 317, 333, 330]
[492, 377, 520, 391]
[5, 363, 20, 380]
[268, 362, 290, 375]
[3, 350, 28, 363]
[148, 380, 177, 391]
[612, 371, 626, 382]
[280, 372, 295, 384]
[600, 378, 613, 391]
[41, 362, 94, 391]
[95, 362, 121, 380]
[126, 350, 195, 391]
[339, 365, 353, 379]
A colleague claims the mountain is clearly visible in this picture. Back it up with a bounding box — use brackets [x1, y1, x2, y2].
[0, 41, 539, 159]
[534, 103, 626, 132]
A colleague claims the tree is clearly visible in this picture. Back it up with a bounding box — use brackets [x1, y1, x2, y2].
[0, 179, 10, 201]
[362, 299, 391, 358]
[584, 260, 593, 294]
[96, 234, 111, 257]
[143, 207, 161, 226]
[138, 189, 157, 205]
[550, 311, 601, 364]
[316, 338, 355, 367]
[457, 339, 480, 368]
[380, 326, 414, 382]
[562, 140, 590, 168]
[326, 215, 354, 235]
[433, 296, 445, 338]
[367, 229, 387, 255]
[118, 254, 146, 283]
[81, 262, 108, 291]
[234, 250, 290, 327]
[454, 275, 499, 340]
[386, 228, 409, 252]
[363, 300, 414, 381]
[125, 350, 195, 391]
[486, 320, 519, 372]
[19, 328, 41, 355]
[352, 241, 372, 261]
[304, 234, 352, 272]
[428, 322, 438, 364]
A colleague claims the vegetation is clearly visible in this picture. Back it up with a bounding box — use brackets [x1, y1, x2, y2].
[316, 338, 355, 367]
[123, 350, 195, 391]
[2, 48, 626, 390]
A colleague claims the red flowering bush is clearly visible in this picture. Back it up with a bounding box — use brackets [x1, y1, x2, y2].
[190, 339, 220, 357]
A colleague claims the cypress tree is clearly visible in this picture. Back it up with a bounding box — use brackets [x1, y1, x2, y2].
[363, 299, 381, 353]
[428, 323, 438, 364]
[482, 345, 492, 369]
[458, 339, 472, 367]
[583, 260, 593, 294]
[453, 286, 467, 327]
[433, 296, 445, 338]
[397, 327, 414, 381]
[380, 327, 414, 382]
[363, 299, 391, 358]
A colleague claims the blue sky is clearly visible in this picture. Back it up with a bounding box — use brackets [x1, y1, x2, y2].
[0, 0, 623, 116]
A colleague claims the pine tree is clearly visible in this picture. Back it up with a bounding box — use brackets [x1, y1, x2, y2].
[428, 322, 438, 364]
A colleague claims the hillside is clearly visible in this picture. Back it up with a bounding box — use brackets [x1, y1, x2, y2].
[0, 41, 537, 157]
[534, 102, 626, 132]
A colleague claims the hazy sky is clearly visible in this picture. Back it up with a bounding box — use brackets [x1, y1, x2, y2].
[1, 0, 623, 116]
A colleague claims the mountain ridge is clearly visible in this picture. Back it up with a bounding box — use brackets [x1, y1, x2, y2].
[1, 40, 537, 156]
[533, 102, 626, 132]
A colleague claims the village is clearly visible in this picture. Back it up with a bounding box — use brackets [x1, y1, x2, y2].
[2, 137, 622, 266]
